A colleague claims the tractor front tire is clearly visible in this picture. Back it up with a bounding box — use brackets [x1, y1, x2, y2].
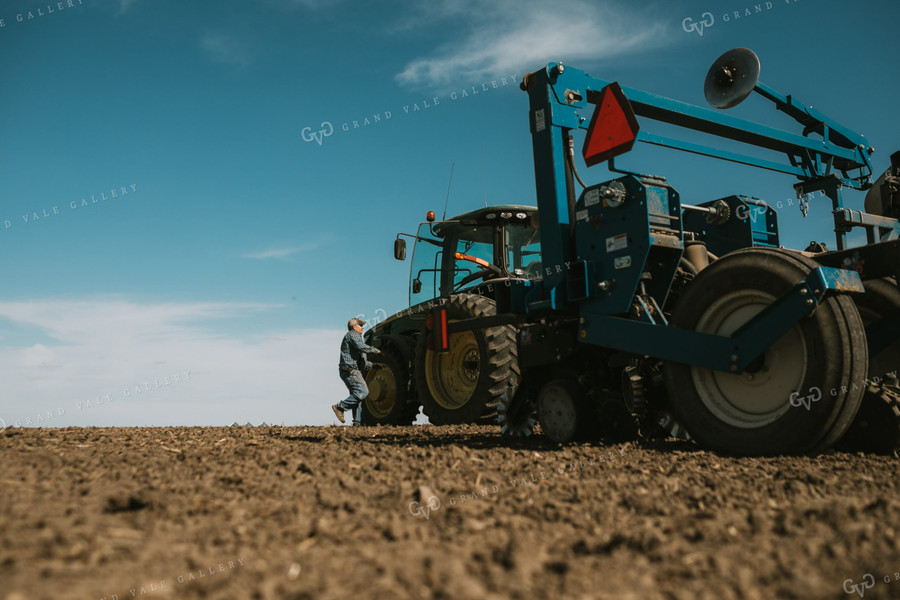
[415, 294, 519, 425]
[664, 248, 867, 456]
[361, 345, 419, 426]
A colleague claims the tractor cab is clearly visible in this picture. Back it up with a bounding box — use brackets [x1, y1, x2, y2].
[396, 205, 540, 307]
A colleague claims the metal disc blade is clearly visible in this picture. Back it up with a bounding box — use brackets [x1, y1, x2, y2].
[704, 47, 760, 109]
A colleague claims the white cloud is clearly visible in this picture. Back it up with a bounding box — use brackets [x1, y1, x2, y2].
[200, 32, 252, 69]
[0, 298, 346, 428]
[395, 0, 670, 89]
[20, 343, 58, 369]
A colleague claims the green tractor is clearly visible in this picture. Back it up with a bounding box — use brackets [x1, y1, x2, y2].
[360, 206, 539, 426]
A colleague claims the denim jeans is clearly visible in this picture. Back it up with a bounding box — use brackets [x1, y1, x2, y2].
[337, 368, 368, 425]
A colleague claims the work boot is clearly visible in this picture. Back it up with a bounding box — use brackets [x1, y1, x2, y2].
[331, 404, 345, 424]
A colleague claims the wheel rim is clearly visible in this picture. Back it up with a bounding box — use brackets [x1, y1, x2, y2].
[425, 330, 480, 410]
[538, 384, 578, 441]
[691, 290, 806, 428]
[365, 366, 398, 419]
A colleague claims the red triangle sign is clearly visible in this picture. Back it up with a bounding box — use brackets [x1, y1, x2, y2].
[582, 82, 640, 167]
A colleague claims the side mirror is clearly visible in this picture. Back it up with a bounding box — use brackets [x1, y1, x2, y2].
[412, 278, 422, 294]
[394, 238, 407, 260]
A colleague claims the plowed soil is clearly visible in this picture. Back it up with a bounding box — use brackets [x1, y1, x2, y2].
[2, 425, 899, 600]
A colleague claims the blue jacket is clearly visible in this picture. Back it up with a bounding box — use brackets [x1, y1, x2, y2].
[339, 330, 379, 371]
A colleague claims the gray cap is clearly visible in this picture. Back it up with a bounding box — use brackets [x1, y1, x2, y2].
[348, 317, 366, 329]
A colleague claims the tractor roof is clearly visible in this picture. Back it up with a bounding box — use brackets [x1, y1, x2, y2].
[447, 205, 538, 223]
[432, 205, 538, 239]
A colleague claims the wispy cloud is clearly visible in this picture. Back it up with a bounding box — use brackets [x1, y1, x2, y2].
[395, 0, 670, 89]
[0, 298, 343, 427]
[240, 242, 318, 260]
[200, 32, 252, 69]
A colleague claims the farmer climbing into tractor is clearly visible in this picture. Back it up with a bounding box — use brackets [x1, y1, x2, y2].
[332, 317, 381, 426]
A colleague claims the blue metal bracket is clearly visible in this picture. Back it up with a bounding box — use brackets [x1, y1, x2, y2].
[579, 266, 864, 373]
[752, 82, 869, 153]
[834, 209, 900, 244]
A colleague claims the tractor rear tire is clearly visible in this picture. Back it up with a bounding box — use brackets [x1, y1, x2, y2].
[416, 294, 519, 425]
[361, 346, 419, 426]
[664, 248, 868, 456]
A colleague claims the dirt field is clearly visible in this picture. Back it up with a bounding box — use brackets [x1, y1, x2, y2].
[1, 425, 899, 600]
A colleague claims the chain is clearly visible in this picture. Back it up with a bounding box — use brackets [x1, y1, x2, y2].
[799, 193, 810, 218]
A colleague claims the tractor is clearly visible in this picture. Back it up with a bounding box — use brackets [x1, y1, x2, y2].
[362, 48, 900, 455]
[359, 204, 538, 426]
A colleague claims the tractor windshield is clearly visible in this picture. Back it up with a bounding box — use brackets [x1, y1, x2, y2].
[408, 214, 540, 306]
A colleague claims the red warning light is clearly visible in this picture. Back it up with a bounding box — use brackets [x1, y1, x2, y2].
[582, 82, 640, 167]
[426, 211, 436, 222]
[438, 308, 448, 352]
[431, 307, 449, 353]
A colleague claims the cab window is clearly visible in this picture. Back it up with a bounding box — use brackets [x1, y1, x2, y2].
[450, 227, 495, 291]
[409, 223, 443, 305]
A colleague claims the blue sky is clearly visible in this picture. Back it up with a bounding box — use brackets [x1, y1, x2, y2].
[0, 0, 897, 427]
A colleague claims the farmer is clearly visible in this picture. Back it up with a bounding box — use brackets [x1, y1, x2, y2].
[332, 317, 381, 426]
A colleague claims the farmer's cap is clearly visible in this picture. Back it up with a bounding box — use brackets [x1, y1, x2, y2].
[348, 317, 366, 329]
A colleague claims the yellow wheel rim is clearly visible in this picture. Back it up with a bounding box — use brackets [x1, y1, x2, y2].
[425, 330, 480, 410]
[364, 366, 398, 419]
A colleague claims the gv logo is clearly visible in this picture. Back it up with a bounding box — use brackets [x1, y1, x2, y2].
[408, 495, 441, 520]
[682, 12, 714, 36]
[372, 308, 388, 325]
[789, 387, 822, 410]
[301, 121, 334, 146]
[843, 574, 876, 598]
[735, 203, 768, 223]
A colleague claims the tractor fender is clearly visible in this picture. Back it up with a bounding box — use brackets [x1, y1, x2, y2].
[371, 333, 417, 366]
